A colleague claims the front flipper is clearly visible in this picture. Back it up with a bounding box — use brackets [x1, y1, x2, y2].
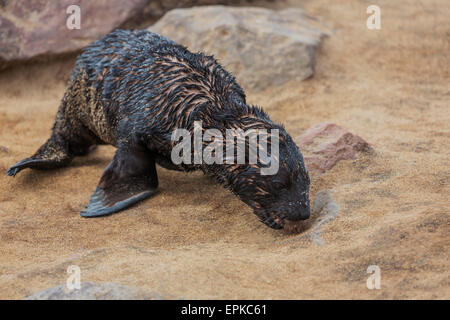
[81, 147, 159, 217]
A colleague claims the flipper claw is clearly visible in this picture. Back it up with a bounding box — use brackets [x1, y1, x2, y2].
[6, 167, 19, 177]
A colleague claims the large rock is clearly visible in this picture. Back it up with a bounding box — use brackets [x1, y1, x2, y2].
[122, 1, 276, 29]
[296, 123, 370, 174]
[149, 6, 328, 91]
[26, 282, 162, 300]
[0, 0, 145, 68]
[0, 0, 249, 69]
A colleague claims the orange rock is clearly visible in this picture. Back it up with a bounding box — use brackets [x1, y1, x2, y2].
[296, 123, 370, 174]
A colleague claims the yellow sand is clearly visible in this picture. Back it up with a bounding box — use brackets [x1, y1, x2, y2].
[0, 0, 448, 299]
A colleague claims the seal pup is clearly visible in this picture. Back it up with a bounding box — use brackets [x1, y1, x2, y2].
[6, 29, 310, 229]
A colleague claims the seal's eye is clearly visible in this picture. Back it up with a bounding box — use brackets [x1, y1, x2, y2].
[273, 180, 285, 190]
[273, 168, 291, 190]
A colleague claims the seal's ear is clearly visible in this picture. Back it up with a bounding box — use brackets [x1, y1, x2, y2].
[81, 146, 158, 217]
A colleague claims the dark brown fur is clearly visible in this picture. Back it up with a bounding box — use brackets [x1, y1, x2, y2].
[7, 29, 310, 229]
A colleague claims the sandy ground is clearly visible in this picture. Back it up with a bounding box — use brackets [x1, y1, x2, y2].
[0, 0, 449, 299]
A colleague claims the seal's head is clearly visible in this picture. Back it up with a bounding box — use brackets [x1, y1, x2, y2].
[230, 129, 310, 229]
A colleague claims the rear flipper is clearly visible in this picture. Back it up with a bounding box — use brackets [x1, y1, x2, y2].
[81, 147, 159, 217]
[6, 134, 73, 177]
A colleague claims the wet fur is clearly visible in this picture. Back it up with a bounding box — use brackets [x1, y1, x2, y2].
[7, 29, 310, 229]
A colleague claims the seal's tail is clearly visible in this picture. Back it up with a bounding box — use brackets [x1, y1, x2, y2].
[6, 134, 73, 177]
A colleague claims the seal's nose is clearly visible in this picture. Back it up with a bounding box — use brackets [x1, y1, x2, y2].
[301, 198, 311, 219]
[287, 199, 310, 221]
[299, 206, 310, 220]
[294, 205, 310, 220]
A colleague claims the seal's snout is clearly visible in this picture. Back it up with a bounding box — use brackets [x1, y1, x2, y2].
[285, 197, 310, 221]
[285, 207, 310, 223]
[256, 196, 310, 229]
[293, 205, 310, 221]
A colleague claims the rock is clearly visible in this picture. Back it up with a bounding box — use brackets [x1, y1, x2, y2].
[0, 0, 249, 69]
[149, 6, 328, 91]
[296, 123, 370, 174]
[0, 0, 143, 68]
[0, 145, 8, 153]
[121, 1, 276, 29]
[26, 282, 162, 300]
